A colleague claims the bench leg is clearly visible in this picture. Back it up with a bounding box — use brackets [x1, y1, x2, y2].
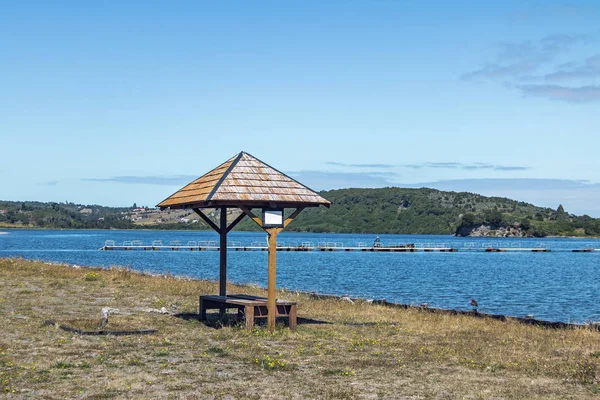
[289, 304, 297, 331]
[199, 297, 206, 321]
[237, 306, 245, 320]
[245, 305, 255, 330]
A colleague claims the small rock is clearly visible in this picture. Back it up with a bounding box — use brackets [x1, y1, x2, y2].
[142, 308, 162, 313]
[142, 307, 172, 315]
[160, 369, 177, 375]
[340, 296, 354, 303]
[101, 307, 121, 316]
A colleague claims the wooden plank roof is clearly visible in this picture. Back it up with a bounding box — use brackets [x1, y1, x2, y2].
[157, 152, 331, 209]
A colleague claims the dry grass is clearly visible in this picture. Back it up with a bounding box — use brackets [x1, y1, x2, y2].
[1, 257, 599, 399]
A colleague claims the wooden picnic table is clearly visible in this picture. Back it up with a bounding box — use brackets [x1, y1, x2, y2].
[199, 294, 297, 330]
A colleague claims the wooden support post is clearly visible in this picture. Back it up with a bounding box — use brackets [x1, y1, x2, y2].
[239, 206, 262, 227]
[239, 206, 305, 332]
[289, 304, 297, 331]
[219, 207, 227, 298]
[193, 208, 221, 233]
[245, 305, 255, 330]
[226, 212, 246, 233]
[267, 228, 278, 332]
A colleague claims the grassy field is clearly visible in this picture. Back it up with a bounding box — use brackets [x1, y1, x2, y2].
[1, 258, 599, 399]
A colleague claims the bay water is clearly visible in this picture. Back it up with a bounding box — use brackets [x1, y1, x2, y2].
[1, 229, 599, 323]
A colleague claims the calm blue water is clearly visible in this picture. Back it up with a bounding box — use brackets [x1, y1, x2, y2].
[1, 229, 599, 323]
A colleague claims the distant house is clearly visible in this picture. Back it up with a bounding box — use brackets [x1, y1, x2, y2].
[0, 210, 7, 214]
[179, 218, 190, 223]
[79, 208, 93, 214]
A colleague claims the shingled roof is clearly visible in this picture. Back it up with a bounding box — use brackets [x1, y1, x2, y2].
[157, 152, 331, 210]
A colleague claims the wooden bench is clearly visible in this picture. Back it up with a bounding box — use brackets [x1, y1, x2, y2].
[199, 294, 297, 330]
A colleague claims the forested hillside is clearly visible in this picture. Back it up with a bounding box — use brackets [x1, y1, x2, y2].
[264, 188, 600, 237]
[0, 201, 135, 229]
[2, 187, 600, 237]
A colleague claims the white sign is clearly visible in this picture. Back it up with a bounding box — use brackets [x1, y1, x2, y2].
[263, 209, 284, 227]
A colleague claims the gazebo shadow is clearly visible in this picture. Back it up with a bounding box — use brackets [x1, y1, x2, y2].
[173, 313, 331, 329]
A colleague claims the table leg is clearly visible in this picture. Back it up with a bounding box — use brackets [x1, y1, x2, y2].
[289, 304, 297, 331]
[245, 305, 255, 330]
[199, 297, 206, 321]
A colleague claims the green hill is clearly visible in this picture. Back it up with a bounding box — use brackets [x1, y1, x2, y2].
[238, 187, 600, 237]
[2, 188, 600, 237]
[0, 201, 135, 229]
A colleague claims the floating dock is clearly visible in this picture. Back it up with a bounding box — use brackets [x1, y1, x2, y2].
[99, 240, 599, 253]
[485, 248, 551, 252]
[99, 240, 600, 253]
[100, 244, 456, 252]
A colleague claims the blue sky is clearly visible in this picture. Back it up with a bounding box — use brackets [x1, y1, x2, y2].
[1, 1, 599, 215]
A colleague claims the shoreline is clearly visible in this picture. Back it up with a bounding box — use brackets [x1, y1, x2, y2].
[25, 257, 600, 330]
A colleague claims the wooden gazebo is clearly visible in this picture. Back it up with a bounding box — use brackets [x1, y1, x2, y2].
[157, 151, 330, 330]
